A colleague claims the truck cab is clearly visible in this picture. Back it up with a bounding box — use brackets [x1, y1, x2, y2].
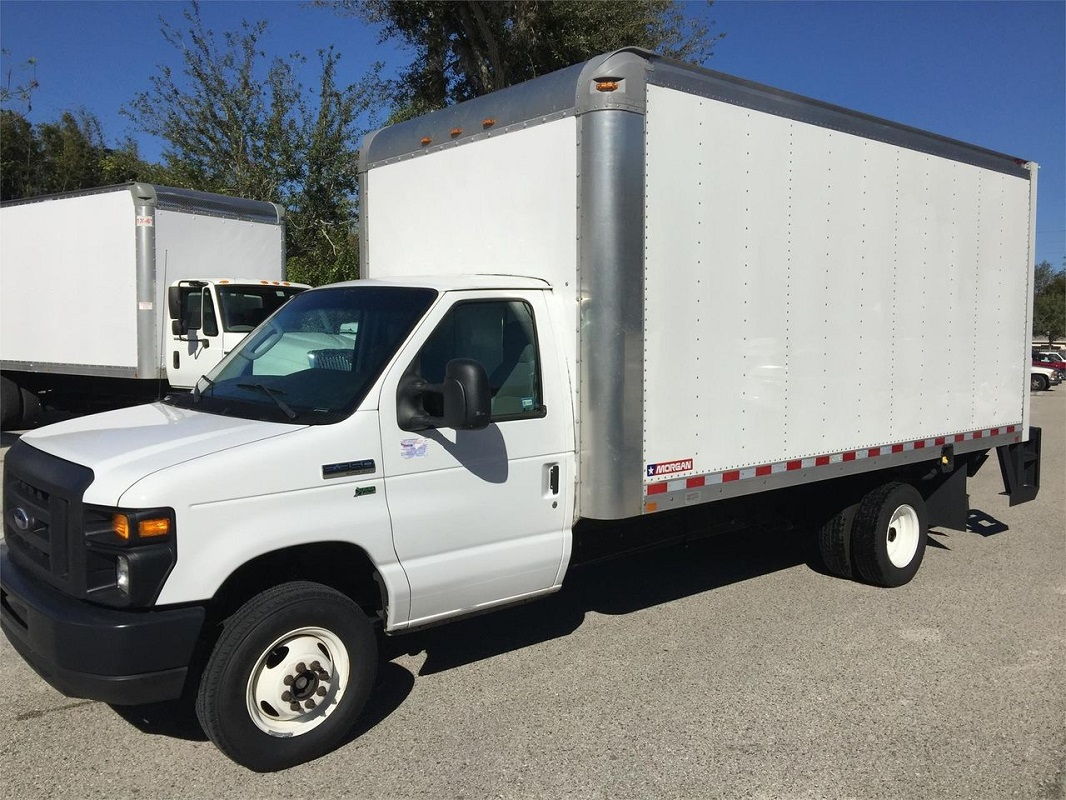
[167, 278, 308, 389]
[2, 275, 575, 769]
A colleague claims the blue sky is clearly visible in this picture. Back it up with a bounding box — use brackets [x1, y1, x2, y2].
[2, 0, 1063, 265]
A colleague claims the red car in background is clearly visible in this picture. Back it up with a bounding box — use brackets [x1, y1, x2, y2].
[1033, 350, 1066, 379]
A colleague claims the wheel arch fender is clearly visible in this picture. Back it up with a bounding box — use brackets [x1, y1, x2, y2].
[207, 541, 395, 627]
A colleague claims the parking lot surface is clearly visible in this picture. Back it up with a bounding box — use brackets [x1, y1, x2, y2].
[1, 392, 1063, 799]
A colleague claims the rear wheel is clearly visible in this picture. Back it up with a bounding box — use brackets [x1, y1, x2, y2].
[195, 581, 377, 771]
[18, 386, 41, 428]
[851, 482, 928, 587]
[818, 502, 859, 578]
[1, 376, 19, 429]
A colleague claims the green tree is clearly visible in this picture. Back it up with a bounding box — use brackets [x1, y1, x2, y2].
[1032, 260, 1065, 346]
[336, 0, 721, 121]
[127, 4, 381, 285]
[0, 108, 157, 200]
[0, 110, 38, 199]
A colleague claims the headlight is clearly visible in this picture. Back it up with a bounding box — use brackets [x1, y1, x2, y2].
[116, 555, 131, 594]
[83, 506, 177, 607]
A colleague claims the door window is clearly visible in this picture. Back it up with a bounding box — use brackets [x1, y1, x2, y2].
[201, 290, 219, 336]
[416, 300, 543, 420]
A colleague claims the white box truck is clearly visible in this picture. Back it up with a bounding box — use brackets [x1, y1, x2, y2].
[0, 50, 1042, 771]
[0, 183, 307, 428]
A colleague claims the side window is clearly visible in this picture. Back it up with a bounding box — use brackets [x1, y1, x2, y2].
[181, 288, 203, 331]
[417, 300, 543, 420]
[201, 290, 219, 336]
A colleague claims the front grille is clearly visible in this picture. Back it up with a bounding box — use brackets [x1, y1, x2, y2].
[3, 441, 93, 595]
[6, 478, 54, 571]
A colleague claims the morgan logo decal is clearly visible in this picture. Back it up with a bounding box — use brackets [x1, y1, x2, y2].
[646, 458, 693, 478]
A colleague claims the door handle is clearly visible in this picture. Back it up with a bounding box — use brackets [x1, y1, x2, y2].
[548, 464, 559, 496]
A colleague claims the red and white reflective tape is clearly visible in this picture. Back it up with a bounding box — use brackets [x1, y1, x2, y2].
[644, 424, 1020, 496]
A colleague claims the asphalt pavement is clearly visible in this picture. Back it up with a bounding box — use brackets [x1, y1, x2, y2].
[0, 392, 1063, 799]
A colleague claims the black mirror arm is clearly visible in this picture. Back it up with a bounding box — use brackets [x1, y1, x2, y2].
[397, 378, 444, 431]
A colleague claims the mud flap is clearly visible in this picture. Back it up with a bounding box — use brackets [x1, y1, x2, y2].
[997, 426, 1041, 506]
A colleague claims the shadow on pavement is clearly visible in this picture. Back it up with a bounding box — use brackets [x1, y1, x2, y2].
[110, 695, 208, 741]
[384, 524, 814, 676]
[926, 530, 951, 550]
[967, 509, 1010, 537]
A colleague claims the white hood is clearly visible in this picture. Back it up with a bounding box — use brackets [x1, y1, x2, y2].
[21, 403, 301, 506]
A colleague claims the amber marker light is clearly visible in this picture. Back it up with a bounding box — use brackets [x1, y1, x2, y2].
[450, 127, 462, 137]
[596, 80, 619, 92]
[420, 136, 432, 146]
[482, 118, 496, 128]
[138, 517, 171, 538]
[645, 502, 658, 513]
[112, 513, 131, 540]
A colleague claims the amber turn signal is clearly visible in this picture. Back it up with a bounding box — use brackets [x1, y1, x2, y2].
[138, 518, 171, 538]
[112, 513, 131, 540]
[595, 80, 619, 92]
[112, 513, 170, 540]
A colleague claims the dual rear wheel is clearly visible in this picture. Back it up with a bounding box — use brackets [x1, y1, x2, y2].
[818, 482, 929, 587]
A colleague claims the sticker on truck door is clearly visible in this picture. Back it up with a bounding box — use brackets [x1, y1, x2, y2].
[400, 438, 429, 459]
[646, 458, 694, 478]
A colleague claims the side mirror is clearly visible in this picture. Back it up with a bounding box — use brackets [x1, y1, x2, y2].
[171, 319, 187, 336]
[167, 286, 181, 320]
[442, 359, 491, 430]
[396, 358, 491, 432]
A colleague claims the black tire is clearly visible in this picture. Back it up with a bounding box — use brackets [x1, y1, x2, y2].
[18, 386, 41, 428]
[852, 482, 928, 587]
[1031, 374, 1049, 392]
[1, 375, 20, 430]
[818, 502, 859, 579]
[195, 581, 377, 772]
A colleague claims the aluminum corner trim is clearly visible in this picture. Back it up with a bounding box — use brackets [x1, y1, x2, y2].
[578, 108, 646, 520]
[133, 200, 158, 379]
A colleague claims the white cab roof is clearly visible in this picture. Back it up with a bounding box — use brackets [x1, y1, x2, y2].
[319, 274, 552, 292]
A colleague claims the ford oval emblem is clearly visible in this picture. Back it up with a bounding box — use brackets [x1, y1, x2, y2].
[12, 507, 32, 532]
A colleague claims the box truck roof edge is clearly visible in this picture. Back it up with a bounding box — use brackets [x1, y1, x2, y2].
[357, 47, 1032, 178]
[0, 181, 285, 224]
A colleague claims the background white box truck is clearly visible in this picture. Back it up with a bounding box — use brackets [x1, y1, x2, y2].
[0, 49, 1041, 771]
[0, 183, 307, 428]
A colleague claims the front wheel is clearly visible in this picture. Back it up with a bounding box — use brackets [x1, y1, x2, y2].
[851, 482, 929, 587]
[1031, 374, 1049, 391]
[195, 581, 377, 771]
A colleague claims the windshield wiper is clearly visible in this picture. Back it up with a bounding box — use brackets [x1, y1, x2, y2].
[192, 374, 216, 404]
[237, 383, 297, 420]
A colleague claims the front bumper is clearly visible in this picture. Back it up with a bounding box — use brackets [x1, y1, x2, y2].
[0, 544, 204, 705]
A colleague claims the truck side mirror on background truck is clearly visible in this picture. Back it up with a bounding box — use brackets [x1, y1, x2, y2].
[167, 286, 181, 321]
[397, 358, 491, 432]
[171, 319, 186, 336]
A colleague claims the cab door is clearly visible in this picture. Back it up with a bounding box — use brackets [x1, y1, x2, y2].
[379, 291, 571, 627]
[167, 285, 224, 388]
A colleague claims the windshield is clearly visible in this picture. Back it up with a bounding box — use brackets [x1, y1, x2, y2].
[216, 285, 306, 332]
[164, 286, 437, 424]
